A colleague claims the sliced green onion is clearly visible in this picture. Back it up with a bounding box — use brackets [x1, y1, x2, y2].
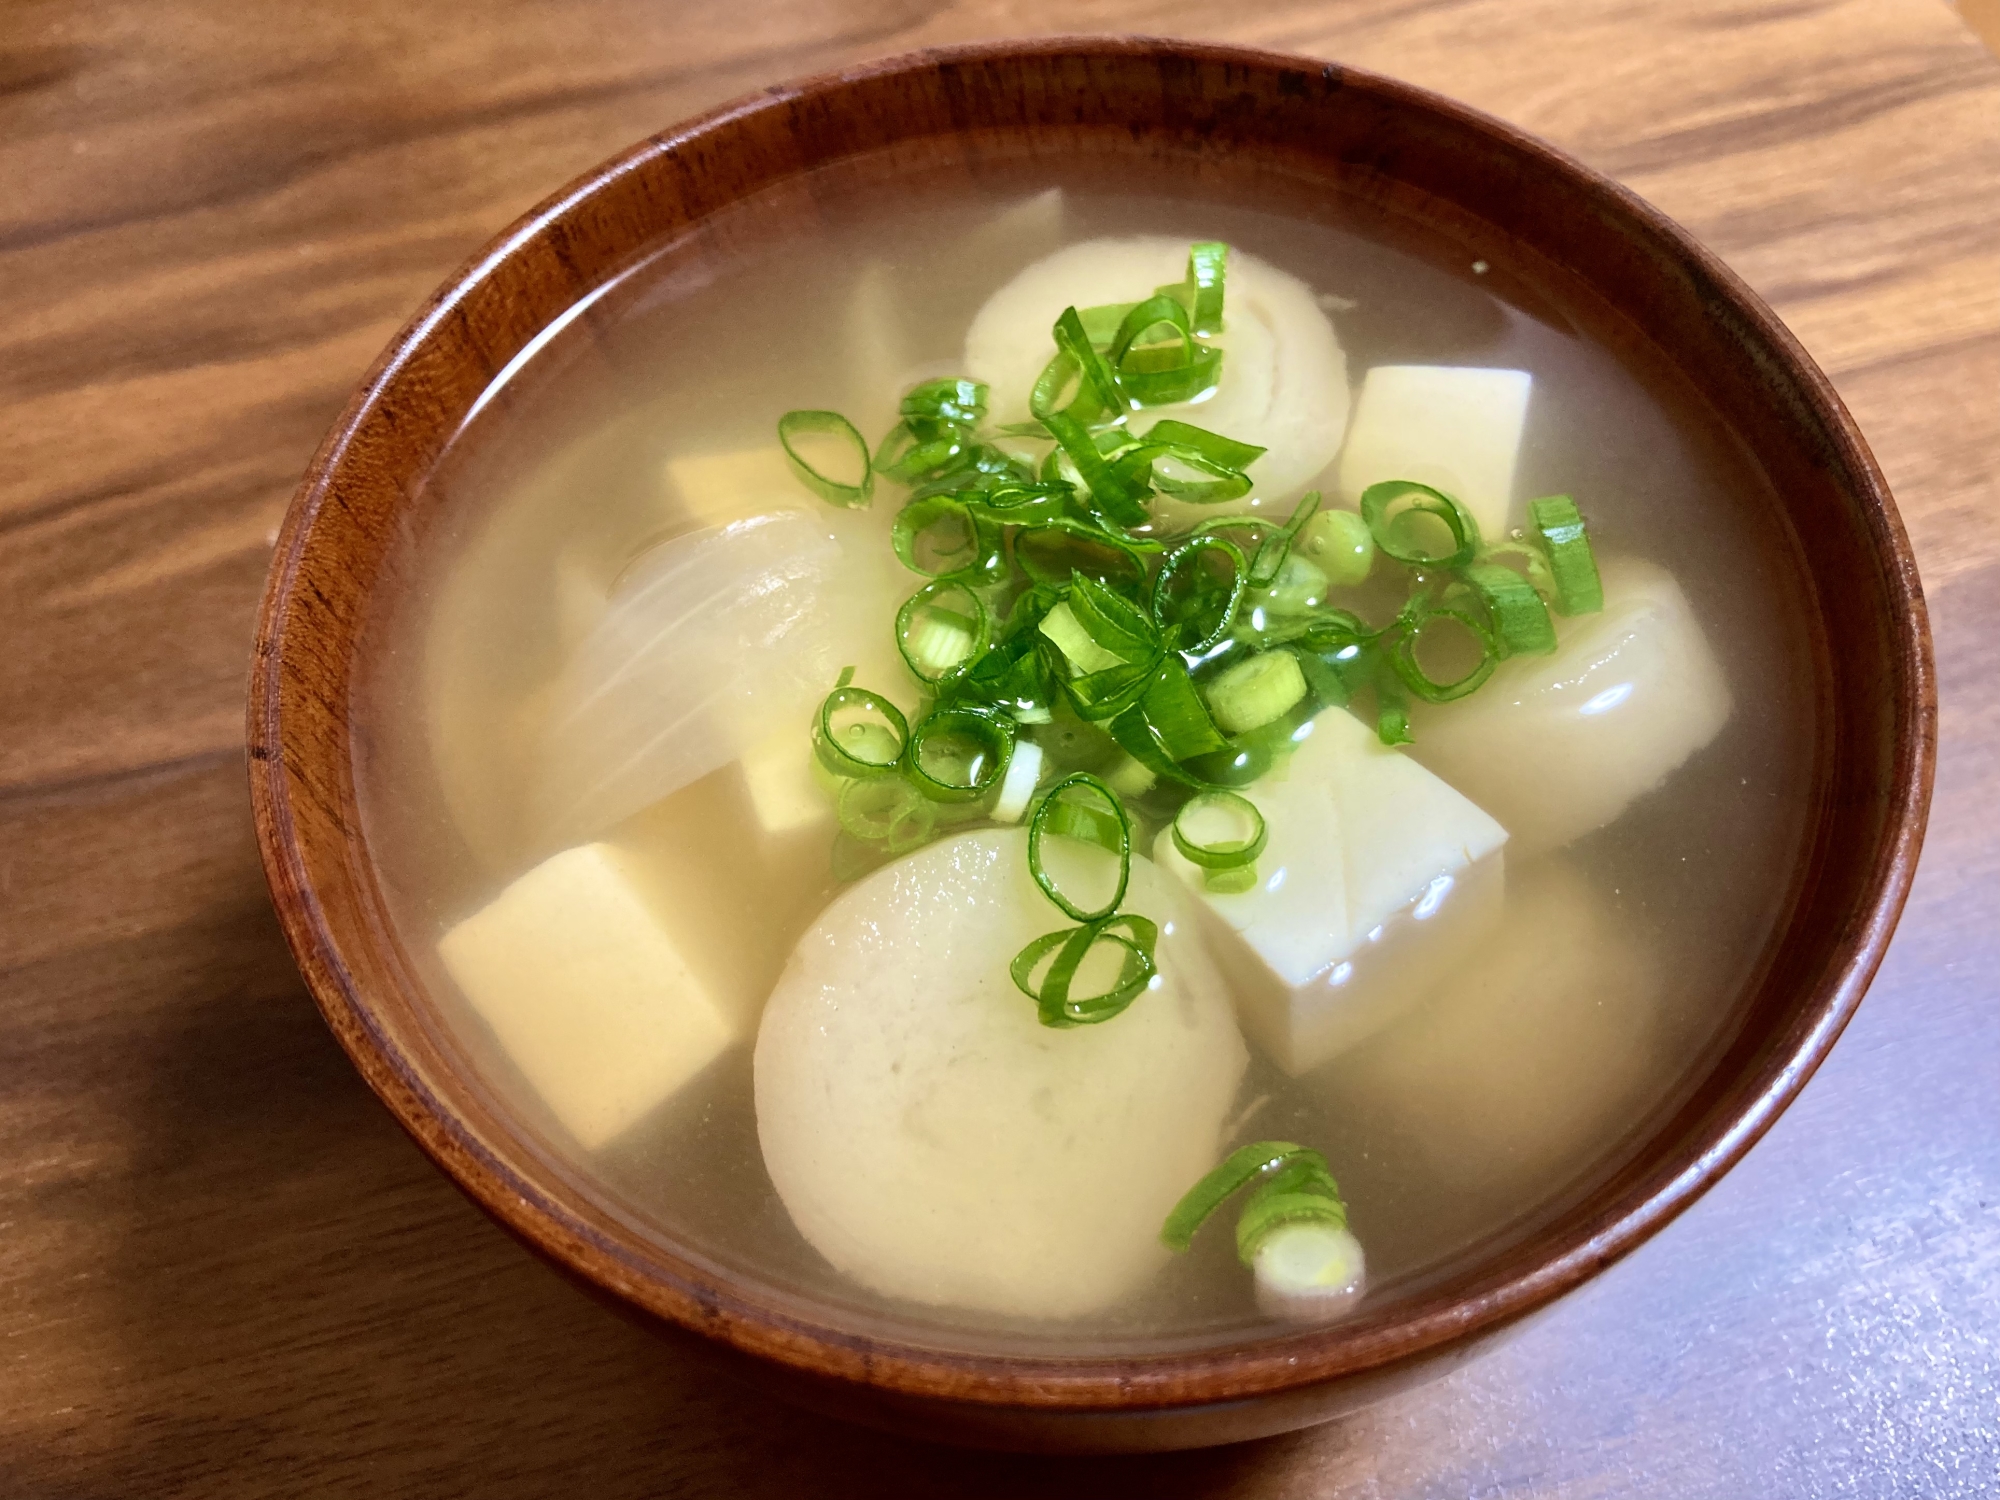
[895, 580, 990, 684]
[1137, 422, 1247, 456]
[1104, 295, 1222, 406]
[905, 704, 1016, 803]
[778, 409, 873, 507]
[1160, 1140, 1312, 1253]
[1461, 561, 1557, 657]
[1372, 658, 1413, 746]
[990, 739, 1045, 824]
[1125, 420, 1266, 506]
[1064, 659, 1157, 723]
[1108, 293, 1197, 374]
[1389, 600, 1497, 703]
[836, 775, 935, 853]
[1297, 507, 1375, 587]
[892, 493, 987, 580]
[1010, 912, 1159, 1028]
[814, 673, 907, 778]
[1205, 651, 1309, 736]
[1186, 241, 1228, 336]
[1026, 772, 1130, 922]
[1042, 408, 1151, 526]
[1161, 1139, 1351, 1269]
[1203, 865, 1259, 895]
[1039, 599, 1128, 676]
[1476, 538, 1556, 600]
[1360, 480, 1479, 569]
[1152, 535, 1249, 654]
[1247, 489, 1323, 588]
[1171, 791, 1268, 871]
[1139, 658, 1227, 761]
[900, 376, 987, 428]
[1066, 573, 1160, 665]
[872, 421, 972, 485]
[1235, 1158, 1349, 1263]
[1076, 301, 1135, 344]
[1106, 706, 1220, 793]
[1251, 1221, 1366, 1317]
[1529, 494, 1604, 614]
[1050, 305, 1127, 418]
[1121, 346, 1223, 407]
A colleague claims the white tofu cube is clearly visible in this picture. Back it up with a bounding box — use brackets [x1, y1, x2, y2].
[1156, 708, 1508, 1074]
[1407, 556, 1732, 858]
[737, 724, 832, 838]
[663, 447, 801, 528]
[1336, 366, 1532, 540]
[438, 841, 755, 1150]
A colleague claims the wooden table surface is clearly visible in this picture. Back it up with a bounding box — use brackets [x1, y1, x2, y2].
[5, 1, 1998, 1494]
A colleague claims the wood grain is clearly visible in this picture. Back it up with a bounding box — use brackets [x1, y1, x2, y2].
[2, 0, 1996, 1494]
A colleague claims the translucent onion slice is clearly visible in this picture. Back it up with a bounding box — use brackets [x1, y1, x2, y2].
[534, 508, 902, 842]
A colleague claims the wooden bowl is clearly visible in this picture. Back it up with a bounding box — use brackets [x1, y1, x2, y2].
[248, 37, 1934, 1453]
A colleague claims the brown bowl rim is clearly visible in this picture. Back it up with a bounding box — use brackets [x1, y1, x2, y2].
[248, 35, 1936, 1411]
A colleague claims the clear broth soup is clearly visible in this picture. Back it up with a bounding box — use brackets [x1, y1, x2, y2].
[354, 159, 1814, 1355]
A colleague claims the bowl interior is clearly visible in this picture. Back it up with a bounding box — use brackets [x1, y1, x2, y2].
[251, 39, 1931, 1409]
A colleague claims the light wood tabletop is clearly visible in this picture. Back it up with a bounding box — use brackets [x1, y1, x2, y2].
[4, 1, 1997, 1495]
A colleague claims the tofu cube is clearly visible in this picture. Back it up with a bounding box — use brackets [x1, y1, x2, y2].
[1336, 366, 1532, 540]
[737, 724, 833, 838]
[663, 447, 802, 528]
[1156, 708, 1508, 1074]
[1407, 556, 1732, 858]
[438, 840, 756, 1150]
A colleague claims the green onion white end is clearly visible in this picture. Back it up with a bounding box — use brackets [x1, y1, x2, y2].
[990, 740, 1045, 824]
[1206, 651, 1308, 736]
[1251, 1222, 1367, 1321]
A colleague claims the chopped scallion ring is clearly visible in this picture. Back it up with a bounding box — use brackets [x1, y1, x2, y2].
[1108, 292, 1198, 374]
[1529, 493, 1605, 614]
[1360, 479, 1480, 569]
[778, 409, 874, 507]
[814, 674, 908, 778]
[1048, 306, 1128, 420]
[895, 580, 991, 684]
[836, 775, 935, 853]
[989, 739, 1045, 824]
[1160, 1140, 1316, 1253]
[1389, 600, 1497, 703]
[1139, 658, 1226, 762]
[1461, 561, 1557, 657]
[1009, 912, 1159, 1028]
[1203, 865, 1259, 894]
[1245, 490, 1324, 588]
[1205, 651, 1309, 736]
[891, 493, 991, 581]
[1026, 772, 1131, 922]
[1171, 791, 1268, 871]
[904, 704, 1016, 804]
[899, 376, 987, 427]
[1185, 241, 1228, 335]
